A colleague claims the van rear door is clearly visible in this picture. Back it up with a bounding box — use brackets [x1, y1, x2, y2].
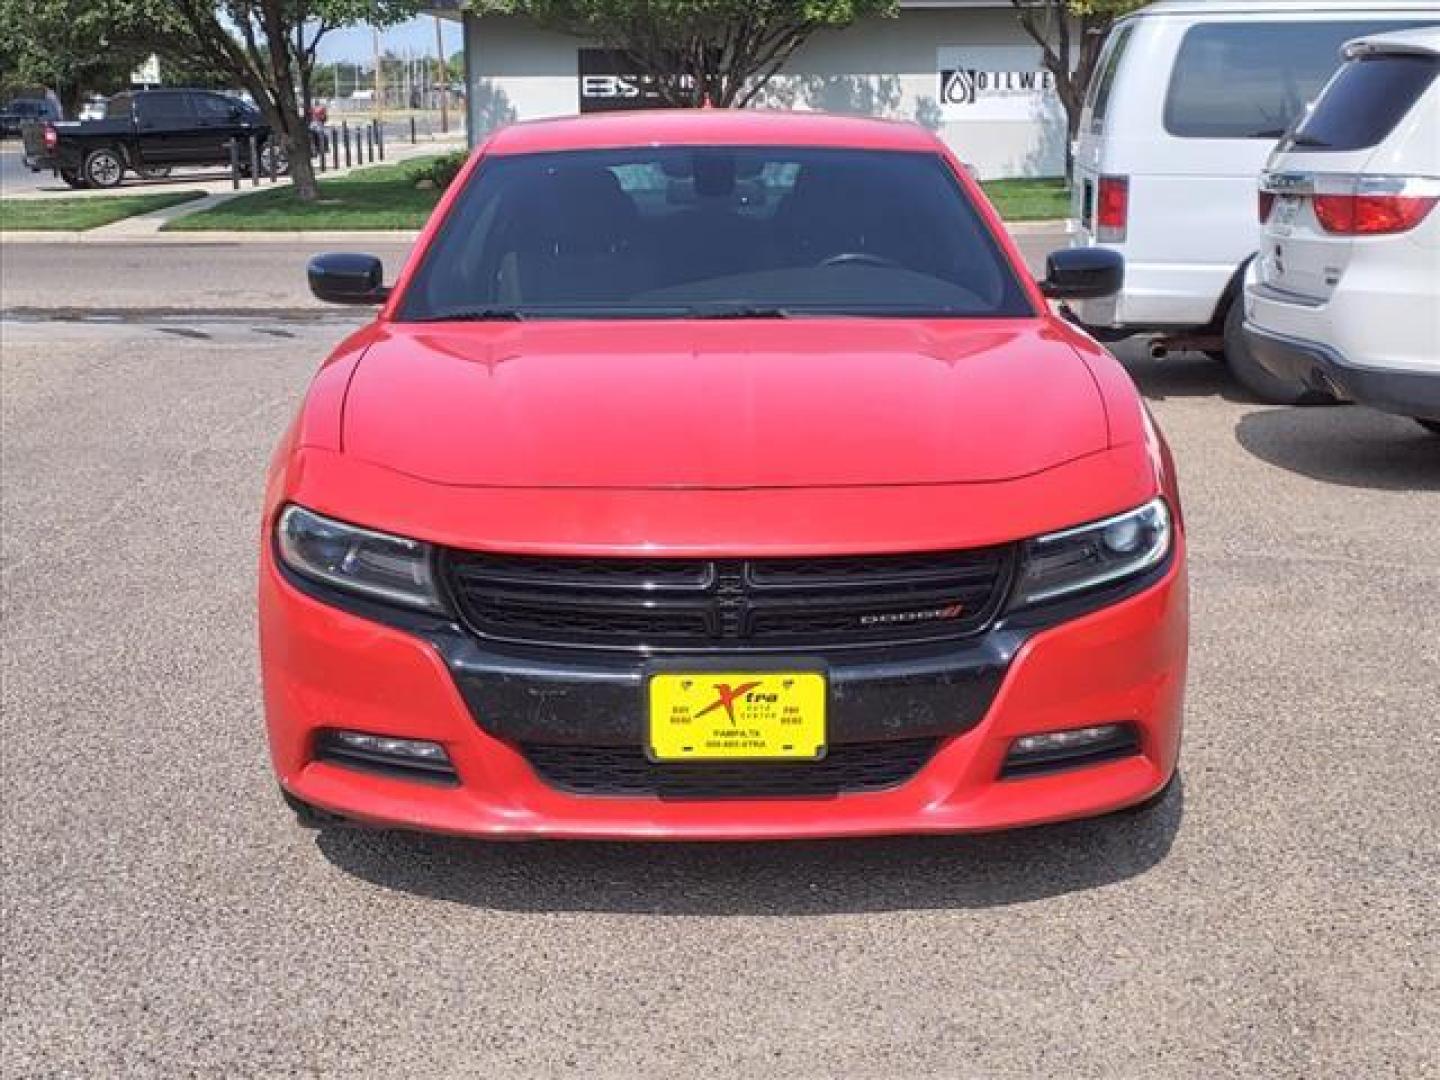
[1072, 21, 1137, 245]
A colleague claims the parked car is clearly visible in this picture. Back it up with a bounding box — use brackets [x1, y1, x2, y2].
[20, 88, 283, 189]
[0, 97, 59, 138]
[263, 111, 1188, 840]
[1070, 0, 1440, 403]
[1245, 27, 1440, 434]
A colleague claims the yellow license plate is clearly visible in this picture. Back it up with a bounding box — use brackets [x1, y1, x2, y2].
[648, 671, 827, 762]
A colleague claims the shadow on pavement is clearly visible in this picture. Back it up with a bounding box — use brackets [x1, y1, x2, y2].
[1113, 348, 1252, 404]
[1235, 407, 1440, 492]
[315, 779, 1183, 915]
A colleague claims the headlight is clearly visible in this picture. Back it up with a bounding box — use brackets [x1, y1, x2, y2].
[1013, 498, 1171, 607]
[276, 505, 444, 613]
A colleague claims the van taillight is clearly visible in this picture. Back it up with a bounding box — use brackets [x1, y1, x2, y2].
[43, 124, 57, 150]
[1096, 176, 1128, 242]
[1313, 193, 1438, 235]
[1258, 191, 1275, 223]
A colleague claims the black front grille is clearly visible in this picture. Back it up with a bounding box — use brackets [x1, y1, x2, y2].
[441, 547, 1015, 652]
[521, 738, 939, 798]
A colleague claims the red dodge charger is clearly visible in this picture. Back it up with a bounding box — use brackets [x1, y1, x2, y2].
[261, 110, 1188, 840]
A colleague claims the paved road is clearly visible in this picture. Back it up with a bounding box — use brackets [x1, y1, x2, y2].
[0, 241, 418, 316]
[0, 233, 1057, 317]
[3, 309, 1437, 1077]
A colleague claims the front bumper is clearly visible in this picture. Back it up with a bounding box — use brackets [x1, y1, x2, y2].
[1244, 323, 1440, 422]
[260, 536, 1189, 840]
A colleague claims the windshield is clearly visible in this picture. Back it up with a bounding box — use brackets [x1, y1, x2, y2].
[398, 146, 1033, 321]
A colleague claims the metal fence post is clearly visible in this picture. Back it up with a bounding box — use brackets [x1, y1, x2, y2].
[330, 127, 338, 171]
[342, 121, 351, 168]
[376, 120, 385, 161]
[248, 134, 260, 187]
[315, 129, 326, 173]
[410, 116, 417, 145]
[229, 138, 240, 190]
[365, 124, 373, 164]
[267, 138, 279, 182]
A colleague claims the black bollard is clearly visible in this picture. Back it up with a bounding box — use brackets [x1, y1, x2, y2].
[410, 116, 416, 145]
[229, 138, 240, 190]
[342, 122, 351, 168]
[376, 121, 385, 161]
[330, 127, 338, 171]
[365, 125, 373, 164]
[248, 134, 260, 187]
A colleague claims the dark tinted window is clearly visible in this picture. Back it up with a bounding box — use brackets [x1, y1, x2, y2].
[400, 147, 1032, 321]
[137, 92, 194, 123]
[195, 94, 238, 121]
[104, 95, 132, 120]
[1282, 53, 1439, 152]
[1087, 23, 1135, 128]
[1165, 20, 1437, 138]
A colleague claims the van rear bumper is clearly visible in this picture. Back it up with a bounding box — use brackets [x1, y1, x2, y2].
[1243, 324, 1440, 422]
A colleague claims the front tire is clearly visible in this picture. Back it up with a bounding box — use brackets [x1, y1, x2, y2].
[82, 147, 125, 188]
[1223, 302, 1331, 406]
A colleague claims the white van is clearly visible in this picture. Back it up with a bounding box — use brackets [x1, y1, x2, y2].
[1069, 0, 1440, 403]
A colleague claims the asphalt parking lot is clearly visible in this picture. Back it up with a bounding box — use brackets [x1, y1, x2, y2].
[2, 292, 1438, 1074]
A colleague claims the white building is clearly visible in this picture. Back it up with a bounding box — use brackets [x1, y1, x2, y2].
[444, 1, 1070, 179]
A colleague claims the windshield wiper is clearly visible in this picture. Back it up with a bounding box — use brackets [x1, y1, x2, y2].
[688, 304, 796, 320]
[413, 306, 528, 322]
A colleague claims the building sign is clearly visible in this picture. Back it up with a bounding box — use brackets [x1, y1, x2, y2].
[578, 49, 696, 113]
[937, 46, 1060, 122]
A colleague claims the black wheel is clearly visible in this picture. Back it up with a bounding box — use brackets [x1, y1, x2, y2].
[82, 147, 125, 188]
[1223, 302, 1332, 405]
[259, 142, 289, 177]
[59, 168, 88, 189]
[1416, 420, 1440, 436]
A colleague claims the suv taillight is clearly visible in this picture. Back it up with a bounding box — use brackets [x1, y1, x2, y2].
[42, 124, 57, 150]
[1313, 193, 1438, 235]
[1096, 176, 1129, 242]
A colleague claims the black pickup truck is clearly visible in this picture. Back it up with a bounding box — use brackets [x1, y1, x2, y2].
[22, 88, 284, 188]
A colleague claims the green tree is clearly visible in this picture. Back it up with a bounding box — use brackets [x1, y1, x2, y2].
[1007, 0, 1144, 174]
[161, 1, 419, 200]
[0, 0, 155, 113]
[476, 0, 898, 107]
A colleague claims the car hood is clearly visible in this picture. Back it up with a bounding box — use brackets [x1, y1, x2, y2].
[341, 320, 1108, 489]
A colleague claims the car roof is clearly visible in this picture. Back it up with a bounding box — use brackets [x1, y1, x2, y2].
[1346, 24, 1440, 56]
[1126, 0, 1440, 16]
[484, 109, 944, 156]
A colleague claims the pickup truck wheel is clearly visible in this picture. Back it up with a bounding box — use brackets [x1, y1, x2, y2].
[59, 168, 88, 189]
[83, 148, 126, 188]
[259, 143, 289, 177]
[1223, 302, 1332, 406]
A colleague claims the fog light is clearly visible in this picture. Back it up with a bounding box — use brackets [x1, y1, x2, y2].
[1002, 723, 1138, 779]
[317, 730, 457, 784]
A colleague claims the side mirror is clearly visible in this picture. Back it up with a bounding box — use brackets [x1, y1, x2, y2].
[308, 253, 389, 305]
[1040, 248, 1124, 301]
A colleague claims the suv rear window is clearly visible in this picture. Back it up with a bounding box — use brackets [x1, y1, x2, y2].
[1281, 53, 1440, 152]
[1164, 20, 1435, 139]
